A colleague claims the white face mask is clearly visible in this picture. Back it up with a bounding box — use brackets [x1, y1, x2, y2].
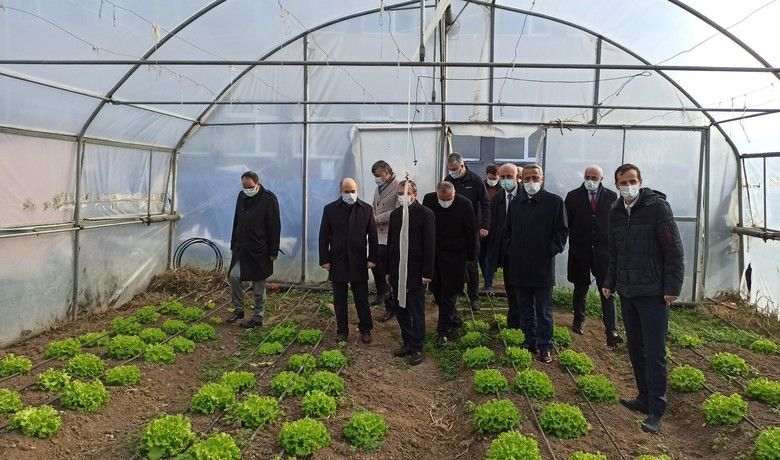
[583, 180, 600, 192]
[342, 192, 357, 205]
[619, 185, 640, 200]
[438, 199, 453, 209]
[448, 169, 461, 179]
[524, 181, 541, 196]
[242, 186, 258, 197]
[486, 178, 499, 187]
[374, 176, 385, 186]
[397, 195, 412, 206]
[500, 179, 516, 191]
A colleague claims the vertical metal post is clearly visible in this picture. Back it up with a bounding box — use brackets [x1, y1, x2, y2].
[620, 128, 627, 164]
[692, 130, 706, 300]
[736, 152, 745, 277]
[439, 3, 448, 174]
[146, 150, 153, 220]
[591, 37, 603, 124]
[487, 1, 496, 122]
[301, 34, 309, 282]
[70, 139, 86, 320]
[701, 128, 711, 296]
[419, 0, 426, 61]
[763, 157, 768, 233]
[167, 148, 179, 269]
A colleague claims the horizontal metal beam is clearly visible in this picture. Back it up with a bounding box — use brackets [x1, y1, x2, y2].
[2, 60, 780, 73]
[0, 125, 174, 152]
[731, 226, 779, 241]
[199, 119, 707, 131]
[109, 100, 780, 114]
[0, 214, 180, 240]
[740, 151, 780, 159]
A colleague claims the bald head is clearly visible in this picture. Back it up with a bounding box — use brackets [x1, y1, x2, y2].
[584, 165, 604, 182]
[340, 178, 357, 193]
[498, 163, 518, 178]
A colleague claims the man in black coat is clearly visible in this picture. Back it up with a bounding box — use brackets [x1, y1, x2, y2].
[386, 180, 436, 365]
[505, 163, 568, 363]
[423, 181, 476, 344]
[444, 152, 490, 311]
[481, 164, 500, 290]
[564, 164, 623, 347]
[318, 178, 379, 344]
[603, 164, 684, 434]
[486, 163, 522, 320]
[227, 171, 281, 328]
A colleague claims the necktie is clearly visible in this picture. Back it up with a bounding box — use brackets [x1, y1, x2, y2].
[590, 192, 596, 212]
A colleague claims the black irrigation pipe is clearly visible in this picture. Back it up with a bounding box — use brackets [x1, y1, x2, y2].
[126, 287, 317, 460]
[0, 287, 239, 433]
[0, 288, 207, 387]
[173, 238, 224, 272]
[469, 296, 559, 460]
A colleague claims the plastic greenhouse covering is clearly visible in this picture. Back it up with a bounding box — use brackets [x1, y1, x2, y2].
[0, 0, 779, 345]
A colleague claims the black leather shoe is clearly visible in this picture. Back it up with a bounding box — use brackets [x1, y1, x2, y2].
[409, 351, 423, 366]
[526, 345, 539, 355]
[619, 398, 649, 414]
[572, 323, 584, 335]
[360, 332, 372, 344]
[394, 344, 412, 357]
[226, 311, 245, 324]
[539, 350, 552, 364]
[437, 335, 449, 347]
[239, 318, 262, 329]
[607, 333, 624, 347]
[471, 300, 481, 312]
[641, 414, 662, 434]
[337, 332, 348, 343]
[377, 310, 395, 322]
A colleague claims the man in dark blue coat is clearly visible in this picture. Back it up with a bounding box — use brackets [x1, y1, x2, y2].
[318, 178, 379, 344]
[386, 180, 436, 365]
[423, 181, 476, 344]
[603, 163, 684, 434]
[564, 164, 623, 347]
[505, 163, 568, 363]
[227, 171, 281, 328]
[444, 152, 490, 311]
[486, 163, 522, 322]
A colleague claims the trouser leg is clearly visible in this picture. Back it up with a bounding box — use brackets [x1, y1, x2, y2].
[407, 288, 426, 351]
[534, 286, 554, 352]
[229, 261, 245, 313]
[621, 296, 649, 405]
[332, 282, 349, 336]
[351, 281, 373, 333]
[517, 286, 537, 349]
[372, 245, 390, 297]
[251, 279, 266, 319]
[506, 283, 523, 329]
[572, 282, 589, 327]
[595, 277, 617, 335]
[636, 296, 669, 416]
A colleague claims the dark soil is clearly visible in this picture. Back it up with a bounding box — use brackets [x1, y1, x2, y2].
[1, 270, 778, 459]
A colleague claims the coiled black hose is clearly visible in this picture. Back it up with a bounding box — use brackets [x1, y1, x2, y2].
[173, 237, 223, 271]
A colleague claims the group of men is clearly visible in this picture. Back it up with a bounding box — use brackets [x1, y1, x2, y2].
[225, 156, 684, 434]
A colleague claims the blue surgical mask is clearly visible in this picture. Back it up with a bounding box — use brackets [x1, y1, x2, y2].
[243, 187, 258, 197]
[342, 192, 357, 205]
[500, 179, 516, 191]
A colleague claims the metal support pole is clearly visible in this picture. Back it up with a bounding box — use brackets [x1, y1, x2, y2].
[763, 157, 768, 232]
[692, 130, 706, 300]
[701, 128, 711, 296]
[146, 150, 153, 222]
[439, 4, 448, 175]
[488, 1, 496, 122]
[70, 140, 86, 320]
[301, 34, 310, 283]
[167, 148, 180, 270]
[591, 37, 603, 124]
[419, 0, 426, 61]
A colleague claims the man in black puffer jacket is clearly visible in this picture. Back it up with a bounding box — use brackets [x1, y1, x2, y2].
[602, 163, 684, 435]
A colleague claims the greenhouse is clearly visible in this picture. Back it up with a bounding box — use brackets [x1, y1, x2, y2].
[0, 1, 779, 459]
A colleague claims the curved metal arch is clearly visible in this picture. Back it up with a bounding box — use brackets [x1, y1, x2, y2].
[667, 0, 779, 81]
[76, 0, 229, 139]
[171, 0, 422, 152]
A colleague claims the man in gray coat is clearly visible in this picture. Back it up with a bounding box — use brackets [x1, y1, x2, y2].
[370, 160, 400, 322]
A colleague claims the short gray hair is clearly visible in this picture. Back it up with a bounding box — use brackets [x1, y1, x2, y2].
[447, 152, 464, 166]
[436, 181, 455, 194]
[522, 163, 543, 175]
